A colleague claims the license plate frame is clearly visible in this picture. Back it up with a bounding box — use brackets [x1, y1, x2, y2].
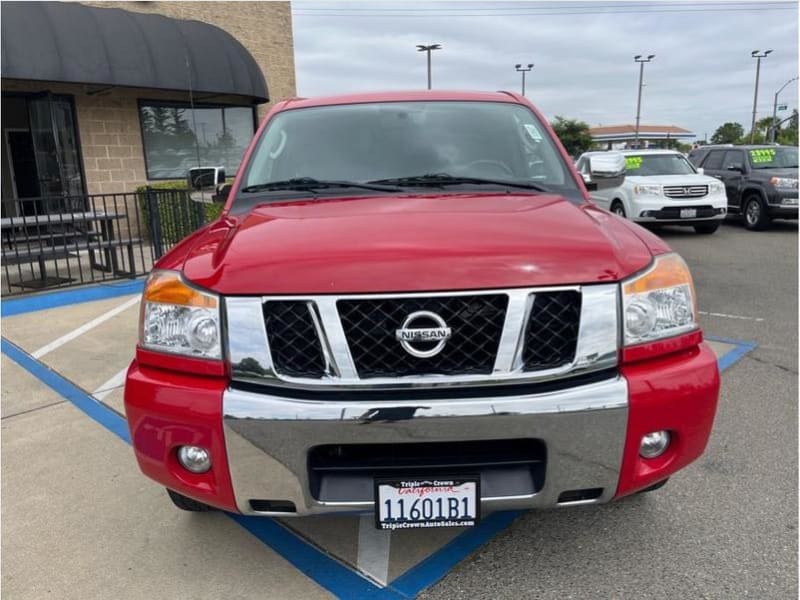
[374, 476, 480, 530]
[680, 208, 698, 219]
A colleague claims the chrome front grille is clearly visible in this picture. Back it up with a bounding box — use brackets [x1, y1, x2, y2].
[663, 185, 708, 198]
[338, 294, 508, 378]
[226, 285, 619, 391]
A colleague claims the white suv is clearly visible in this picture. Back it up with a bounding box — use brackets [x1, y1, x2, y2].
[576, 149, 727, 234]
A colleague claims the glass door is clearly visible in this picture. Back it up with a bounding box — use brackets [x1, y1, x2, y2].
[27, 93, 85, 206]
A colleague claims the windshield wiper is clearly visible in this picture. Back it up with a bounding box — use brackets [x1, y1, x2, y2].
[367, 173, 549, 192]
[241, 177, 402, 194]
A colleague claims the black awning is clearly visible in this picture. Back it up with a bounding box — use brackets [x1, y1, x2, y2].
[1, 2, 269, 103]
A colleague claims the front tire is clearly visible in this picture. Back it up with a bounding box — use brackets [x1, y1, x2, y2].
[694, 223, 720, 234]
[610, 200, 626, 218]
[743, 195, 770, 231]
[167, 488, 214, 512]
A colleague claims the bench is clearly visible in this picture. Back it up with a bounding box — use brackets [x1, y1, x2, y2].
[3, 238, 142, 283]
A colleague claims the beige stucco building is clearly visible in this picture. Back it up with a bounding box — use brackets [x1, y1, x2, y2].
[1, 1, 296, 209]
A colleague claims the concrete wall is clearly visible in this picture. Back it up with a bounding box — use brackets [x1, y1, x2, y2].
[2, 2, 295, 197]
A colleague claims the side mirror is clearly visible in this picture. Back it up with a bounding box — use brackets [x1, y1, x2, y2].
[588, 152, 626, 190]
[696, 167, 704, 175]
[187, 166, 226, 191]
[212, 184, 232, 203]
[727, 164, 744, 172]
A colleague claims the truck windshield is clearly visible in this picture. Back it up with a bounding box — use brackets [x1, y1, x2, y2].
[238, 101, 581, 206]
[624, 153, 696, 176]
[748, 147, 799, 169]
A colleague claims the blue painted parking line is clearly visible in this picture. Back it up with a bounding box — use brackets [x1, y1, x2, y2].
[705, 335, 758, 372]
[1, 279, 145, 318]
[0, 285, 758, 599]
[1, 338, 130, 443]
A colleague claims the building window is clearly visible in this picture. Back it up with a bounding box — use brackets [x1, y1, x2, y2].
[138, 101, 255, 180]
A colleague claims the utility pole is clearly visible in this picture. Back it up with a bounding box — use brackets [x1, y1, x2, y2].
[770, 76, 798, 142]
[416, 44, 441, 90]
[750, 49, 772, 143]
[634, 54, 655, 147]
[515, 63, 534, 96]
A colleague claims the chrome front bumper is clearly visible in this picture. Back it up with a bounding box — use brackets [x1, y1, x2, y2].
[223, 375, 629, 516]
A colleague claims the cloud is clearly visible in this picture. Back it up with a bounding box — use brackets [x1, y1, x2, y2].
[291, 1, 799, 138]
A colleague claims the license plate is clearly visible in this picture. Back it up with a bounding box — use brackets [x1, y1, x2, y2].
[375, 477, 479, 530]
[680, 208, 697, 219]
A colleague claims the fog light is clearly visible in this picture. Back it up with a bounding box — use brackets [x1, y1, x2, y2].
[639, 430, 670, 458]
[177, 445, 211, 473]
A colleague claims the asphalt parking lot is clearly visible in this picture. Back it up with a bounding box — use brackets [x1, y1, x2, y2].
[1, 219, 796, 599]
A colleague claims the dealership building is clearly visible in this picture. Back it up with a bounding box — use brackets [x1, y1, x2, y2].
[1, 1, 295, 215]
[589, 124, 696, 150]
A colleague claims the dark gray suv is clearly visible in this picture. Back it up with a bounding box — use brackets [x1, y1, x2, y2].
[688, 145, 798, 230]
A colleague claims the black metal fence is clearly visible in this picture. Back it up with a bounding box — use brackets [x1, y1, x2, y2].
[1, 189, 218, 295]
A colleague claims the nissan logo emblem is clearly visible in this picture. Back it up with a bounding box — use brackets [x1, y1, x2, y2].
[394, 311, 452, 358]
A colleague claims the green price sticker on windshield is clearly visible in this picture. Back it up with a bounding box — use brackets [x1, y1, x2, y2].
[750, 148, 775, 164]
[625, 156, 643, 170]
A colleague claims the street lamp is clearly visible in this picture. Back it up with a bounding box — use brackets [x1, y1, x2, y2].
[416, 44, 442, 90]
[770, 76, 798, 143]
[634, 54, 655, 147]
[515, 63, 534, 96]
[750, 49, 773, 143]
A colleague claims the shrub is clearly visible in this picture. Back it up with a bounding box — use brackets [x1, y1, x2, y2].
[135, 181, 225, 249]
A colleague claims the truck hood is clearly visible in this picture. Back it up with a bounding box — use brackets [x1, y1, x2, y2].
[174, 193, 657, 295]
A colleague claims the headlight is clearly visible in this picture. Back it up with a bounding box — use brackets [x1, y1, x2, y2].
[770, 177, 798, 190]
[622, 254, 697, 346]
[708, 182, 725, 195]
[140, 270, 221, 359]
[634, 184, 662, 196]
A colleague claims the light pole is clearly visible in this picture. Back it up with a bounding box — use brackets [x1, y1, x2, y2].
[416, 44, 441, 90]
[515, 63, 534, 96]
[750, 49, 773, 143]
[770, 76, 798, 142]
[634, 54, 655, 147]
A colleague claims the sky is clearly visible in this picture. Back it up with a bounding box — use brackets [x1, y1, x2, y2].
[291, 0, 799, 140]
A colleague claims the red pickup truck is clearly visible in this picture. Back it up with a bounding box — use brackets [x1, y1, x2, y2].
[125, 91, 720, 529]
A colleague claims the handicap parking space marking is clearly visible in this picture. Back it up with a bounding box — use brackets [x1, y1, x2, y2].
[31, 296, 140, 359]
[92, 366, 130, 402]
[0, 285, 759, 599]
[1, 278, 145, 318]
[705, 335, 758, 372]
[358, 515, 392, 585]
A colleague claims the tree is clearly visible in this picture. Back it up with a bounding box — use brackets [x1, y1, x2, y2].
[550, 116, 593, 157]
[777, 109, 798, 146]
[710, 122, 744, 144]
[745, 116, 781, 144]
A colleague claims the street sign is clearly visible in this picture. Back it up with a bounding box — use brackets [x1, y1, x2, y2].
[778, 104, 788, 111]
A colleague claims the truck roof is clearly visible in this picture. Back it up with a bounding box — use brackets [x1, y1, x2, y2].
[279, 90, 523, 110]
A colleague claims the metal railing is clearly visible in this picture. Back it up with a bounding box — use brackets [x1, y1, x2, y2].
[1, 189, 218, 296]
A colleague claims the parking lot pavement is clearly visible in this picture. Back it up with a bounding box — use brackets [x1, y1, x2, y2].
[0, 220, 792, 599]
